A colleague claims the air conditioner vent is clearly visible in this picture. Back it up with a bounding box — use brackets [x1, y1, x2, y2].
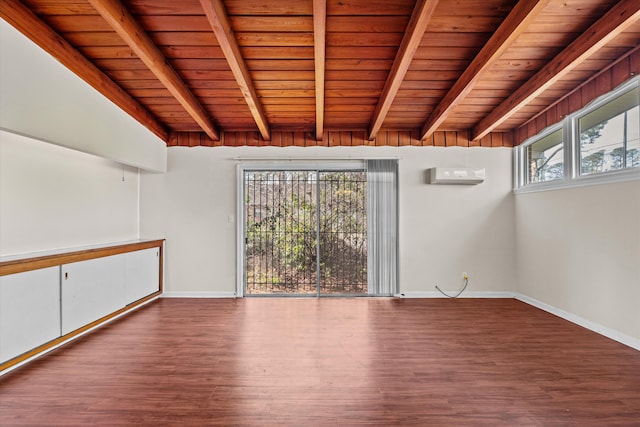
[427, 167, 485, 185]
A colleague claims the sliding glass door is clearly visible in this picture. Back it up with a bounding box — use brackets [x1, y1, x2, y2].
[244, 169, 366, 296]
[239, 160, 397, 297]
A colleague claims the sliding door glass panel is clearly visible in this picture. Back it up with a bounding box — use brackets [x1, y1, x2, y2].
[244, 169, 368, 296]
[318, 171, 367, 295]
[245, 171, 317, 295]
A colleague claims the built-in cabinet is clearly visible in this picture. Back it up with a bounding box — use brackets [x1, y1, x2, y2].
[124, 248, 161, 305]
[0, 240, 163, 368]
[0, 267, 61, 363]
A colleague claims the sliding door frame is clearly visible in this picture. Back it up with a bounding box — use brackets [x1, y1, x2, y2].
[236, 161, 365, 297]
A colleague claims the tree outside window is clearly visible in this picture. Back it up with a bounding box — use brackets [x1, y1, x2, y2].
[526, 128, 564, 183]
[579, 88, 639, 176]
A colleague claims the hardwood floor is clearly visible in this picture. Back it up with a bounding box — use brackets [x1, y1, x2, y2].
[1, 298, 640, 426]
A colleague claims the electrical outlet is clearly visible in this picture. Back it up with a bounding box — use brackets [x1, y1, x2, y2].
[462, 272, 468, 280]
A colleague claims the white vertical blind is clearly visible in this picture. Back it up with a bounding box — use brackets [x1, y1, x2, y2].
[366, 159, 398, 296]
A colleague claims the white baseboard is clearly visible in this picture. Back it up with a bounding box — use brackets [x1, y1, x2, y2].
[397, 291, 639, 352]
[515, 293, 640, 351]
[161, 291, 236, 298]
[397, 291, 516, 298]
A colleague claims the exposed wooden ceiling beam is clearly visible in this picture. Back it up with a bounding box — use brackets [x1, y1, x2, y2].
[367, 0, 439, 141]
[313, 0, 327, 141]
[0, 0, 169, 142]
[472, 0, 640, 141]
[87, 0, 219, 141]
[420, 0, 549, 141]
[199, 0, 271, 141]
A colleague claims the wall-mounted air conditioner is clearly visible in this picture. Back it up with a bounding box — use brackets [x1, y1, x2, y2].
[427, 167, 485, 185]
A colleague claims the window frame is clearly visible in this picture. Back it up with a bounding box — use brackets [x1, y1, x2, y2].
[520, 122, 567, 188]
[573, 83, 639, 178]
[515, 76, 640, 193]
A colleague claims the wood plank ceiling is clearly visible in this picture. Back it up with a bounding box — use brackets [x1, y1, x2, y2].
[2, 0, 639, 147]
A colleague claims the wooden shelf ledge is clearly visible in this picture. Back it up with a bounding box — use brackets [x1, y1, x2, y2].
[0, 239, 165, 277]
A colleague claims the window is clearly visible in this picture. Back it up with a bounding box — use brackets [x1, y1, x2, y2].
[516, 77, 640, 190]
[526, 128, 564, 183]
[578, 87, 639, 175]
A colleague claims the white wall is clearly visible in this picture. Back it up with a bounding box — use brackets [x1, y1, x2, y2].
[0, 131, 139, 257]
[140, 146, 515, 296]
[0, 19, 167, 173]
[515, 181, 640, 342]
[400, 147, 515, 295]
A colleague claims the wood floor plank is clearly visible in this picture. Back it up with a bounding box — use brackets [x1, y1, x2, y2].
[1, 298, 639, 426]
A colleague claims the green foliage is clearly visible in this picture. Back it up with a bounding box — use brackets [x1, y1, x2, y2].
[611, 147, 640, 169]
[542, 163, 564, 181]
[628, 148, 640, 167]
[610, 147, 626, 170]
[581, 150, 605, 174]
[531, 146, 563, 182]
[245, 171, 367, 289]
[580, 122, 606, 145]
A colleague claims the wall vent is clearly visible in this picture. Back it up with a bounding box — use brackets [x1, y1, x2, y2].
[427, 167, 485, 185]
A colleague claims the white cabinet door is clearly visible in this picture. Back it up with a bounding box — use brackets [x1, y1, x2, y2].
[61, 255, 127, 335]
[0, 267, 61, 363]
[125, 247, 160, 304]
